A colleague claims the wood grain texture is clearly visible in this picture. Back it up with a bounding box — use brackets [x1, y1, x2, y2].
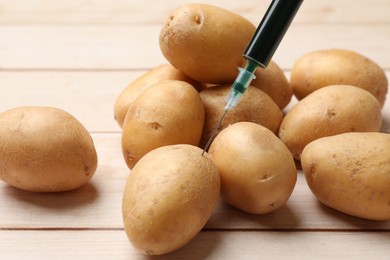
[1, 0, 390, 24]
[1, 25, 389, 70]
[0, 230, 389, 259]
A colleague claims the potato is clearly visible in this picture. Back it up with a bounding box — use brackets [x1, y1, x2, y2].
[278, 85, 382, 160]
[290, 49, 388, 106]
[0, 106, 98, 192]
[122, 144, 220, 255]
[301, 132, 390, 221]
[251, 60, 292, 109]
[122, 80, 205, 169]
[159, 4, 255, 84]
[114, 64, 201, 128]
[209, 122, 296, 214]
[199, 84, 283, 148]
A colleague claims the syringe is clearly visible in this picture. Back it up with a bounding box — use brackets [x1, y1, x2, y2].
[202, 0, 304, 154]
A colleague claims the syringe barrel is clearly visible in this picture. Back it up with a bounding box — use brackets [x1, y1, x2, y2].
[244, 0, 303, 67]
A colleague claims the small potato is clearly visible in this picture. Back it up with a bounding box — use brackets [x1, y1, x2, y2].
[159, 4, 255, 83]
[122, 80, 205, 169]
[209, 122, 296, 214]
[251, 60, 292, 109]
[199, 84, 283, 148]
[0, 106, 98, 192]
[122, 144, 220, 255]
[291, 49, 388, 106]
[301, 132, 390, 221]
[114, 64, 201, 128]
[278, 85, 382, 160]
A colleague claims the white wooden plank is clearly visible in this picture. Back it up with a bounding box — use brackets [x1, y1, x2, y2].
[1, 0, 268, 25]
[0, 25, 165, 70]
[1, 0, 389, 24]
[0, 230, 389, 259]
[1, 134, 389, 230]
[0, 25, 389, 70]
[278, 25, 390, 71]
[0, 71, 141, 132]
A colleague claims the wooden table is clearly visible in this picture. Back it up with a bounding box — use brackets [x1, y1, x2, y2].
[1, 0, 389, 259]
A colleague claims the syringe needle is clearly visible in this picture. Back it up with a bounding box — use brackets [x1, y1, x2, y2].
[201, 60, 257, 156]
[201, 109, 228, 156]
[201, 0, 303, 156]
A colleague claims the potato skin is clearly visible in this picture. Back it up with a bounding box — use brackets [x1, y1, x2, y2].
[301, 132, 390, 221]
[122, 80, 205, 169]
[122, 144, 220, 255]
[159, 4, 255, 84]
[199, 84, 283, 148]
[251, 61, 292, 109]
[278, 85, 382, 160]
[114, 64, 201, 128]
[208, 122, 296, 214]
[0, 106, 98, 192]
[291, 49, 388, 106]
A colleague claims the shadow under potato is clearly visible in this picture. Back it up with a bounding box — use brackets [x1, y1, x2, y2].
[316, 200, 390, 230]
[142, 230, 223, 260]
[3, 181, 99, 210]
[206, 198, 301, 230]
[380, 115, 390, 132]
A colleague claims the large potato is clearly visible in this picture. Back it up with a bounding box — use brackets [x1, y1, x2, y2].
[114, 64, 201, 128]
[122, 144, 220, 255]
[159, 4, 255, 84]
[0, 106, 98, 192]
[199, 84, 283, 148]
[301, 132, 390, 221]
[290, 49, 388, 106]
[209, 122, 296, 214]
[251, 60, 292, 110]
[122, 80, 205, 169]
[278, 85, 382, 160]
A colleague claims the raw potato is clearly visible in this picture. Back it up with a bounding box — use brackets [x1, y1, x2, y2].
[209, 122, 296, 214]
[159, 4, 255, 83]
[114, 64, 201, 128]
[122, 144, 220, 255]
[199, 84, 283, 148]
[278, 85, 382, 160]
[251, 60, 292, 109]
[0, 106, 98, 192]
[301, 132, 390, 221]
[290, 49, 388, 106]
[122, 80, 205, 169]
